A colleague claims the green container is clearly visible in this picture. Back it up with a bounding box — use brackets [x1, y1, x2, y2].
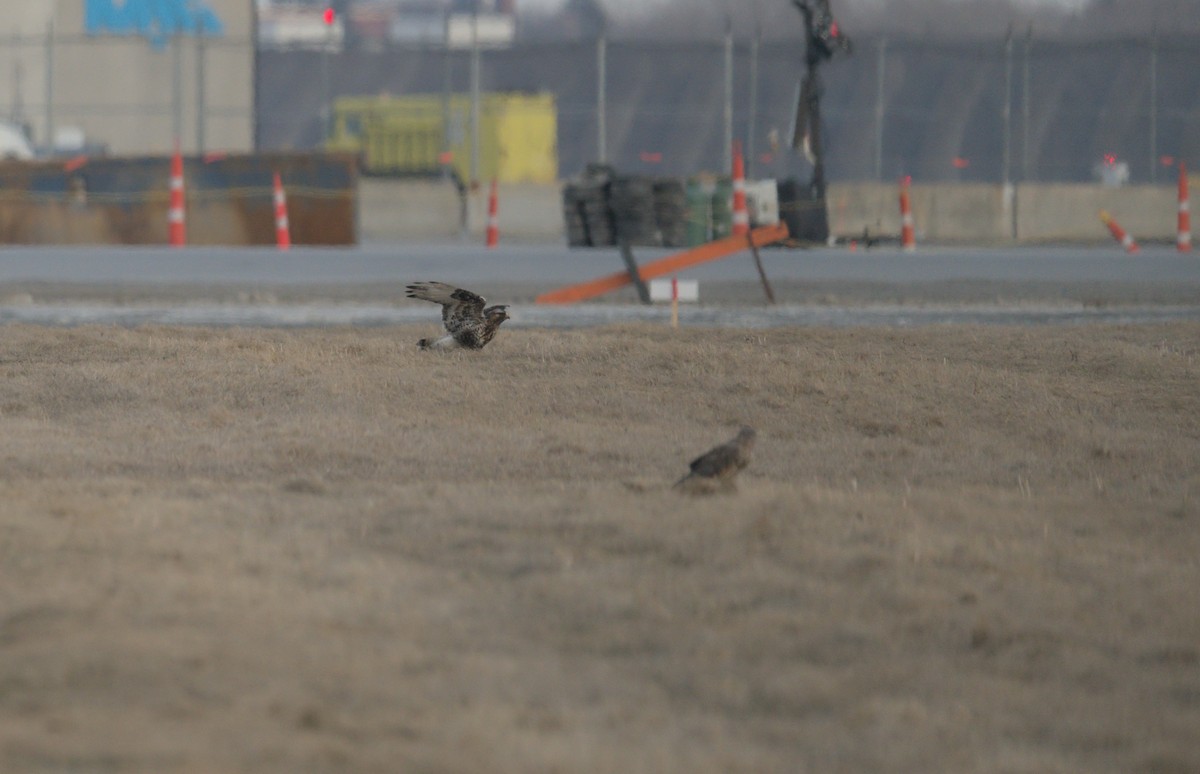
[685, 180, 713, 246]
[710, 177, 733, 241]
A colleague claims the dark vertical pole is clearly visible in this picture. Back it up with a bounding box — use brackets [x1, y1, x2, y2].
[618, 239, 652, 304]
[748, 235, 776, 304]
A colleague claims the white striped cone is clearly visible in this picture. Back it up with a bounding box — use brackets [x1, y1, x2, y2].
[899, 177, 915, 251]
[168, 146, 186, 247]
[485, 179, 499, 248]
[731, 142, 749, 237]
[273, 171, 291, 250]
[1178, 162, 1192, 252]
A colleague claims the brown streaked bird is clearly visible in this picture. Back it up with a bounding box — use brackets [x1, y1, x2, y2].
[674, 425, 756, 493]
[405, 281, 510, 351]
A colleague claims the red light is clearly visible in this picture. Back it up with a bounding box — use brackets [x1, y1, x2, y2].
[322, 7, 335, 25]
[952, 156, 970, 169]
[829, 21, 839, 38]
[1103, 153, 1117, 166]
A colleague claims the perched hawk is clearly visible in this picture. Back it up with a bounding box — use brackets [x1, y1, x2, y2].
[405, 281, 510, 350]
[674, 426, 756, 493]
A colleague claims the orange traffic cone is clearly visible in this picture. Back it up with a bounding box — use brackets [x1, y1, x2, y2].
[1099, 210, 1139, 253]
[168, 143, 186, 247]
[273, 171, 291, 250]
[1178, 161, 1192, 253]
[485, 178, 499, 248]
[899, 176, 915, 251]
[731, 141, 749, 237]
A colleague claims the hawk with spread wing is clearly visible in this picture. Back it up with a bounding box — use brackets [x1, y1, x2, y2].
[674, 426, 756, 493]
[405, 282, 510, 350]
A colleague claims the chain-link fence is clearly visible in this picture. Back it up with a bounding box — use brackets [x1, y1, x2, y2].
[0, 31, 254, 157]
[258, 33, 1200, 185]
[2, 27, 1193, 185]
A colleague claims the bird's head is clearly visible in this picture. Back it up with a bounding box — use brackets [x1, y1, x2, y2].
[485, 305, 511, 326]
[736, 425, 757, 448]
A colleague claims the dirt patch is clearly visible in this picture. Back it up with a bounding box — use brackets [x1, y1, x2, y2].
[1, 322, 1198, 772]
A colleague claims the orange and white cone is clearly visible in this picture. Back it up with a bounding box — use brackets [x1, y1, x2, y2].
[731, 141, 749, 237]
[485, 178, 499, 248]
[899, 176, 915, 251]
[1178, 161, 1192, 253]
[1100, 210, 1139, 254]
[273, 171, 291, 250]
[168, 144, 186, 247]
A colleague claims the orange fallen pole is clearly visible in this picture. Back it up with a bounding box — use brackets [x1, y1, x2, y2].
[537, 222, 789, 305]
[1099, 210, 1139, 254]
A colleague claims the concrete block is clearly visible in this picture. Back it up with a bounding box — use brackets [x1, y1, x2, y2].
[358, 178, 463, 242]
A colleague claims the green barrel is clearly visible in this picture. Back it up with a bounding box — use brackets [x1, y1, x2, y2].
[710, 177, 733, 241]
[685, 179, 713, 246]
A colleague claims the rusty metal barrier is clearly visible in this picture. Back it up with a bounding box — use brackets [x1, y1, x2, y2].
[0, 152, 357, 246]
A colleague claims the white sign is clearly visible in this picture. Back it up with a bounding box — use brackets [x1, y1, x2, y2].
[649, 279, 699, 303]
[446, 13, 515, 49]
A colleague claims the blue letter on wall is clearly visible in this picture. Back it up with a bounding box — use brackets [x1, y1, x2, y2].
[86, 0, 226, 48]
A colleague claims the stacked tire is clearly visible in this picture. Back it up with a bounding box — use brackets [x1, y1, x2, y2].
[652, 179, 688, 247]
[608, 177, 659, 246]
[562, 167, 690, 248]
[562, 180, 612, 247]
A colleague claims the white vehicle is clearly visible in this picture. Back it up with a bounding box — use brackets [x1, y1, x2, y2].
[0, 121, 35, 160]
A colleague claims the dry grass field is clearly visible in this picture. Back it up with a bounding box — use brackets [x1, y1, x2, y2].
[1, 321, 1198, 773]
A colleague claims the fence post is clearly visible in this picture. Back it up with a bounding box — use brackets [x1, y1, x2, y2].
[723, 20, 733, 175]
[172, 29, 184, 148]
[320, 21, 332, 147]
[596, 30, 606, 164]
[1149, 33, 1158, 183]
[44, 21, 55, 150]
[1022, 25, 1032, 182]
[196, 24, 207, 154]
[1002, 30, 1012, 188]
[874, 37, 887, 181]
[747, 24, 760, 179]
[469, 11, 480, 185]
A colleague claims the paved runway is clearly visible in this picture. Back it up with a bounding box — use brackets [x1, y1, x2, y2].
[1, 243, 1197, 327]
[0, 243, 1198, 286]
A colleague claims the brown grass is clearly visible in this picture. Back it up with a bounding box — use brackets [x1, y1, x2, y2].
[1, 322, 1198, 773]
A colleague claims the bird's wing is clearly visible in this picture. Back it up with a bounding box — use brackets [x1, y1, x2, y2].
[688, 443, 742, 478]
[406, 282, 487, 334]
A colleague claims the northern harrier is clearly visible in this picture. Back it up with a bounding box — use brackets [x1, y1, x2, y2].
[674, 426, 756, 493]
[405, 281, 510, 350]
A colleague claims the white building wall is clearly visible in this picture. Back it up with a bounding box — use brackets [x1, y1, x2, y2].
[0, 0, 254, 156]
